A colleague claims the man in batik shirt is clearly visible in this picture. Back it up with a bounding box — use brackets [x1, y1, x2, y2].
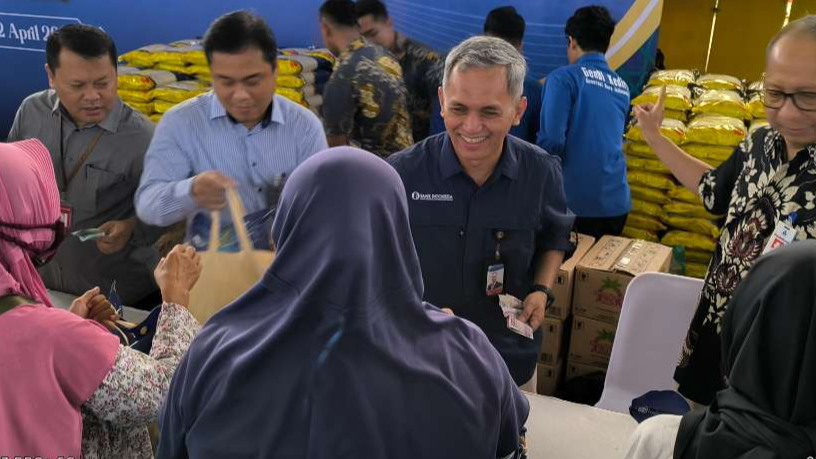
[356, 0, 443, 142]
[319, 0, 413, 157]
[634, 15, 816, 405]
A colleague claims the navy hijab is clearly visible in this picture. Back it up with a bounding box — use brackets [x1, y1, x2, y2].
[675, 241, 816, 458]
[157, 147, 528, 458]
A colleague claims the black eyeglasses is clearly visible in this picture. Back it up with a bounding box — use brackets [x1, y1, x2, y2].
[762, 88, 816, 112]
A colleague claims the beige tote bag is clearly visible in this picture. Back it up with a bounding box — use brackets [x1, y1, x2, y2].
[188, 188, 275, 323]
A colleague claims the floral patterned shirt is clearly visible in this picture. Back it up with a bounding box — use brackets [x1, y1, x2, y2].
[392, 32, 443, 142]
[80, 303, 199, 459]
[322, 37, 413, 157]
[675, 126, 816, 404]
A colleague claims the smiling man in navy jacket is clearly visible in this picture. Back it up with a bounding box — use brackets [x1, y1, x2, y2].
[537, 6, 631, 240]
[388, 36, 575, 388]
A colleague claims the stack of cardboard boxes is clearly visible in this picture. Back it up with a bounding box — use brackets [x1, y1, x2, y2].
[537, 235, 673, 396]
[536, 234, 595, 395]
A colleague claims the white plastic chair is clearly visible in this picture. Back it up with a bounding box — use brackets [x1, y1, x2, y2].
[595, 272, 704, 413]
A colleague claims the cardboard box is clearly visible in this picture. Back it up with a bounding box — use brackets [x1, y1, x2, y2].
[539, 317, 566, 365]
[536, 360, 564, 396]
[565, 359, 607, 381]
[568, 315, 618, 368]
[546, 233, 596, 321]
[573, 236, 672, 325]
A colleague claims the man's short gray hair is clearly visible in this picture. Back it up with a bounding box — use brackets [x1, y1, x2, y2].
[442, 36, 527, 99]
[767, 15, 816, 57]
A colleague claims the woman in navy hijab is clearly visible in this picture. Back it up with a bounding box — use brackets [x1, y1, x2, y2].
[157, 147, 529, 458]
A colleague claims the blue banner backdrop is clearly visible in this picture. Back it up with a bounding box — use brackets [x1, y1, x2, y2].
[0, 0, 661, 136]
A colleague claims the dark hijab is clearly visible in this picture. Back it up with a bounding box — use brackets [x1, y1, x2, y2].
[675, 241, 816, 458]
[157, 147, 528, 459]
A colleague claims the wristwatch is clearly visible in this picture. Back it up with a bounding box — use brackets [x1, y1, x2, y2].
[529, 284, 556, 308]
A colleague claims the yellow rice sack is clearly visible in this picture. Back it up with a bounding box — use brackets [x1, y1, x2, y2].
[626, 213, 667, 232]
[124, 101, 154, 115]
[628, 170, 676, 191]
[118, 69, 176, 91]
[277, 59, 303, 76]
[685, 115, 747, 147]
[120, 44, 186, 68]
[187, 65, 210, 77]
[631, 199, 666, 219]
[152, 81, 210, 103]
[276, 87, 305, 104]
[149, 113, 163, 124]
[277, 75, 309, 89]
[629, 184, 670, 205]
[696, 74, 743, 91]
[686, 249, 714, 264]
[153, 62, 193, 74]
[626, 118, 687, 144]
[633, 85, 693, 112]
[685, 262, 709, 278]
[682, 143, 735, 162]
[647, 70, 696, 87]
[661, 215, 720, 238]
[622, 226, 660, 243]
[691, 90, 749, 120]
[746, 94, 765, 119]
[624, 142, 657, 158]
[153, 99, 177, 114]
[747, 80, 763, 94]
[662, 230, 717, 252]
[118, 89, 154, 103]
[627, 156, 670, 174]
[630, 107, 688, 123]
[664, 109, 688, 123]
[179, 50, 207, 66]
[667, 187, 702, 204]
[664, 202, 720, 220]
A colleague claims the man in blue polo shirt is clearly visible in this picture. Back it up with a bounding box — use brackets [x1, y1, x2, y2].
[537, 6, 630, 240]
[388, 36, 574, 387]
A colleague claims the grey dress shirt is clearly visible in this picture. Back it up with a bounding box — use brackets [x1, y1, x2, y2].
[8, 90, 160, 304]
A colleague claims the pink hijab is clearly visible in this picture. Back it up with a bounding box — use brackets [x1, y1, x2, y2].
[0, 139, 119, 458]
[0, 139, 61, 307]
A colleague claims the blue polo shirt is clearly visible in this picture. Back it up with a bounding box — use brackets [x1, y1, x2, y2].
[388, 133, 575, 384]
[537, 53, 631, 218]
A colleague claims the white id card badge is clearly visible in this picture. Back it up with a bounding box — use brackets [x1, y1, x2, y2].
[762, 219, 797, 255]
[486, 263, 505, 296]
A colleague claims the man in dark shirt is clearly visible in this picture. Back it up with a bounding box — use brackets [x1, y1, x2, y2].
[484, 6, 543, 144]
[319, 0, 413, 157]
[356, 0, 443, 142]
[388, 36, 574, 386]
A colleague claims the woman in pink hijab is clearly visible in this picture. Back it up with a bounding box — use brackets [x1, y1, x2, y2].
[0, 139, 202, 459]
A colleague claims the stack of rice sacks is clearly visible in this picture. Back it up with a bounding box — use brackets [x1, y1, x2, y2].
[623, 71, 694, 245]
[625, 71, 757, 278]
[276, 48, 335, 116]
[118, 41, 212, 123]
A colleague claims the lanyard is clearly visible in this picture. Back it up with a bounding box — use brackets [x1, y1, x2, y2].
[494, 230, 505, 261]
[58, 115, 105, 193]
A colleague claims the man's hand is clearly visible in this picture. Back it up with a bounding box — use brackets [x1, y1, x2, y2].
[97, 218, 136, 254]
[69, 287, 118, 330]
[154, 244, 203, 307]
[633, 85, 667, 144]
[191, 171, 236, 210]
[519, 291, 547, 332]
